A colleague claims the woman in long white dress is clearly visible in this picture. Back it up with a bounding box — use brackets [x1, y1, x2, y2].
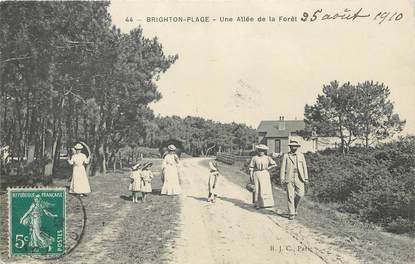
[249, 144, 277, 208]
[68, 143, 91, 197]
[161, 145, 182, 195]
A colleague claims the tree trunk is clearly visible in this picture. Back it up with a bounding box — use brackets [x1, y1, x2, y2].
[52, 134, 61, 177]
[338, 115, 346, 155]
[66, 94, 74, 148]
[96, 142, 106, 175]
[365, 123, 370, 148]
[118, 151, 122, 169]
[44, 128, 54, 178]
[113, 153, 117, 172]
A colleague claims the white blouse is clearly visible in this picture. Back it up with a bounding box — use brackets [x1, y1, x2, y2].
[249, 155, 276, 171]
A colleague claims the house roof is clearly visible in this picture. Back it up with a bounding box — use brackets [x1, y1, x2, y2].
[265, 130, 290, 137]
[257, 120, 305, 138]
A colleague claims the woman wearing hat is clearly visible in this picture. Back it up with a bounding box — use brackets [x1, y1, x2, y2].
[161, 144, 182, 195]
[68, 142, 91, 197]
[248, 144, 277, 209]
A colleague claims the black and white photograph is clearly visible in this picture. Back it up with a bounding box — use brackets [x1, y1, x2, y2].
[0, 0, 414, 263]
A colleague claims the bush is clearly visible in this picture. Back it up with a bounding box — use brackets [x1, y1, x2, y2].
[385, 217, 415, 234]
[307, 136, 415, 233]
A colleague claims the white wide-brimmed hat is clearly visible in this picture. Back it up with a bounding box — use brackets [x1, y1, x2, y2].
[74, 143, 83, 150]
[288, 140, 301, 147]
[168, 144, 176, 151]
[142, 162, 153, 170]
[132, 163, 141, 171]
[255, 144, 269, 151]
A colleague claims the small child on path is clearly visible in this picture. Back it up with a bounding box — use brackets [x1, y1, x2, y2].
[140, 162, 154, 202]
[129, 163, 142, 203]
[207, 161, 220, 203]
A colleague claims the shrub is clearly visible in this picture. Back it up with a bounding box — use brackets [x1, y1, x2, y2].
[385, 217, 415, 234]
[307, 136, 415, 233]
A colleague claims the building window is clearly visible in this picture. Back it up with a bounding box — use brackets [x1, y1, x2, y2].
[275, 140, 281, 153]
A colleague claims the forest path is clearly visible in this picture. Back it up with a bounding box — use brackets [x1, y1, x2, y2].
[169, 158, 360, 264]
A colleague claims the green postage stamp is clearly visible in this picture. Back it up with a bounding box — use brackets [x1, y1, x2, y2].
[8, 188, 66, 256]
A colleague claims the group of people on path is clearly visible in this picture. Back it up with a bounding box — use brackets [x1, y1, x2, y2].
[248, 140, 309, 220]
[67, 139, 309, 220]
[129, 161, 154, 202]
[128, 144, 183, 202]
[67, 142, 183, 202]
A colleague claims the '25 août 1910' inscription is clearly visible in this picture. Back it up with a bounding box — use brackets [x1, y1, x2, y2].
[300, 8, 403, 24]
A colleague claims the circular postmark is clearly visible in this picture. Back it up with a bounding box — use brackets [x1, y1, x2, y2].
[27, 192, 86, 261]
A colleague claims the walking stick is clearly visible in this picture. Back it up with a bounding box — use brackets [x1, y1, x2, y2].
[249, 169, 255, 205]
[250, 177, 255, 204]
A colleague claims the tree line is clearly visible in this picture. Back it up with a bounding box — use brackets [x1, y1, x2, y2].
[0, 2, 257, 179]
[304, 81, 405, 153]
[0, 2, 177, 177]
[144, 116, 256, 156]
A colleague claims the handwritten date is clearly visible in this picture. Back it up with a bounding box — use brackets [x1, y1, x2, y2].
[301, 8, 403, 24]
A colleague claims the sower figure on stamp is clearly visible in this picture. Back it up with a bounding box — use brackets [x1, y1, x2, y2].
[20, 194, 58, 252]
[249, 144, 277, 209]
[280, 140, 309, 220]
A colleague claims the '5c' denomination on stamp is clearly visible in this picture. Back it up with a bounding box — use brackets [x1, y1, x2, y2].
[8, 188, 66, 257]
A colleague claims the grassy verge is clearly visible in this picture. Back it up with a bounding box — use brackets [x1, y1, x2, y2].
[100, 160, 181, 264]
[202, 159, 415, 264]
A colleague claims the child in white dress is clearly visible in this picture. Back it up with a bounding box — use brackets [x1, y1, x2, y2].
[140, 162, 153, 202]
[129, 163, 142, 203]
[208, 161, 220, 203]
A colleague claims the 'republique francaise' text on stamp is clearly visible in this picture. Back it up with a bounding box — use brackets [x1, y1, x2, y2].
[8, 188, 66, 257]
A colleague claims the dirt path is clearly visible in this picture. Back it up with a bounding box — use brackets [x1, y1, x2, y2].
[170, 158, 361, 264]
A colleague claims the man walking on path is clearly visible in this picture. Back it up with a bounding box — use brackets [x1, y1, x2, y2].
[280, 140, 309, 220]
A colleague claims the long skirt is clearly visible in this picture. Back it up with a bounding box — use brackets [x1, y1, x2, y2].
[253, 170, 274, 208]
[70, 165, 91, 194]
[161, 165, 182, 195]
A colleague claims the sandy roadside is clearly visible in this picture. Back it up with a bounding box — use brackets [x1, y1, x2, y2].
[170, 158, 361, 264]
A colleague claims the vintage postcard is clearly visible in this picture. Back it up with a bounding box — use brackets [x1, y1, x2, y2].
[0, 0, 414, 263]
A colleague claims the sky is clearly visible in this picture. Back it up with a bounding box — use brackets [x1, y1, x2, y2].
[108, 0, 415, 133]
